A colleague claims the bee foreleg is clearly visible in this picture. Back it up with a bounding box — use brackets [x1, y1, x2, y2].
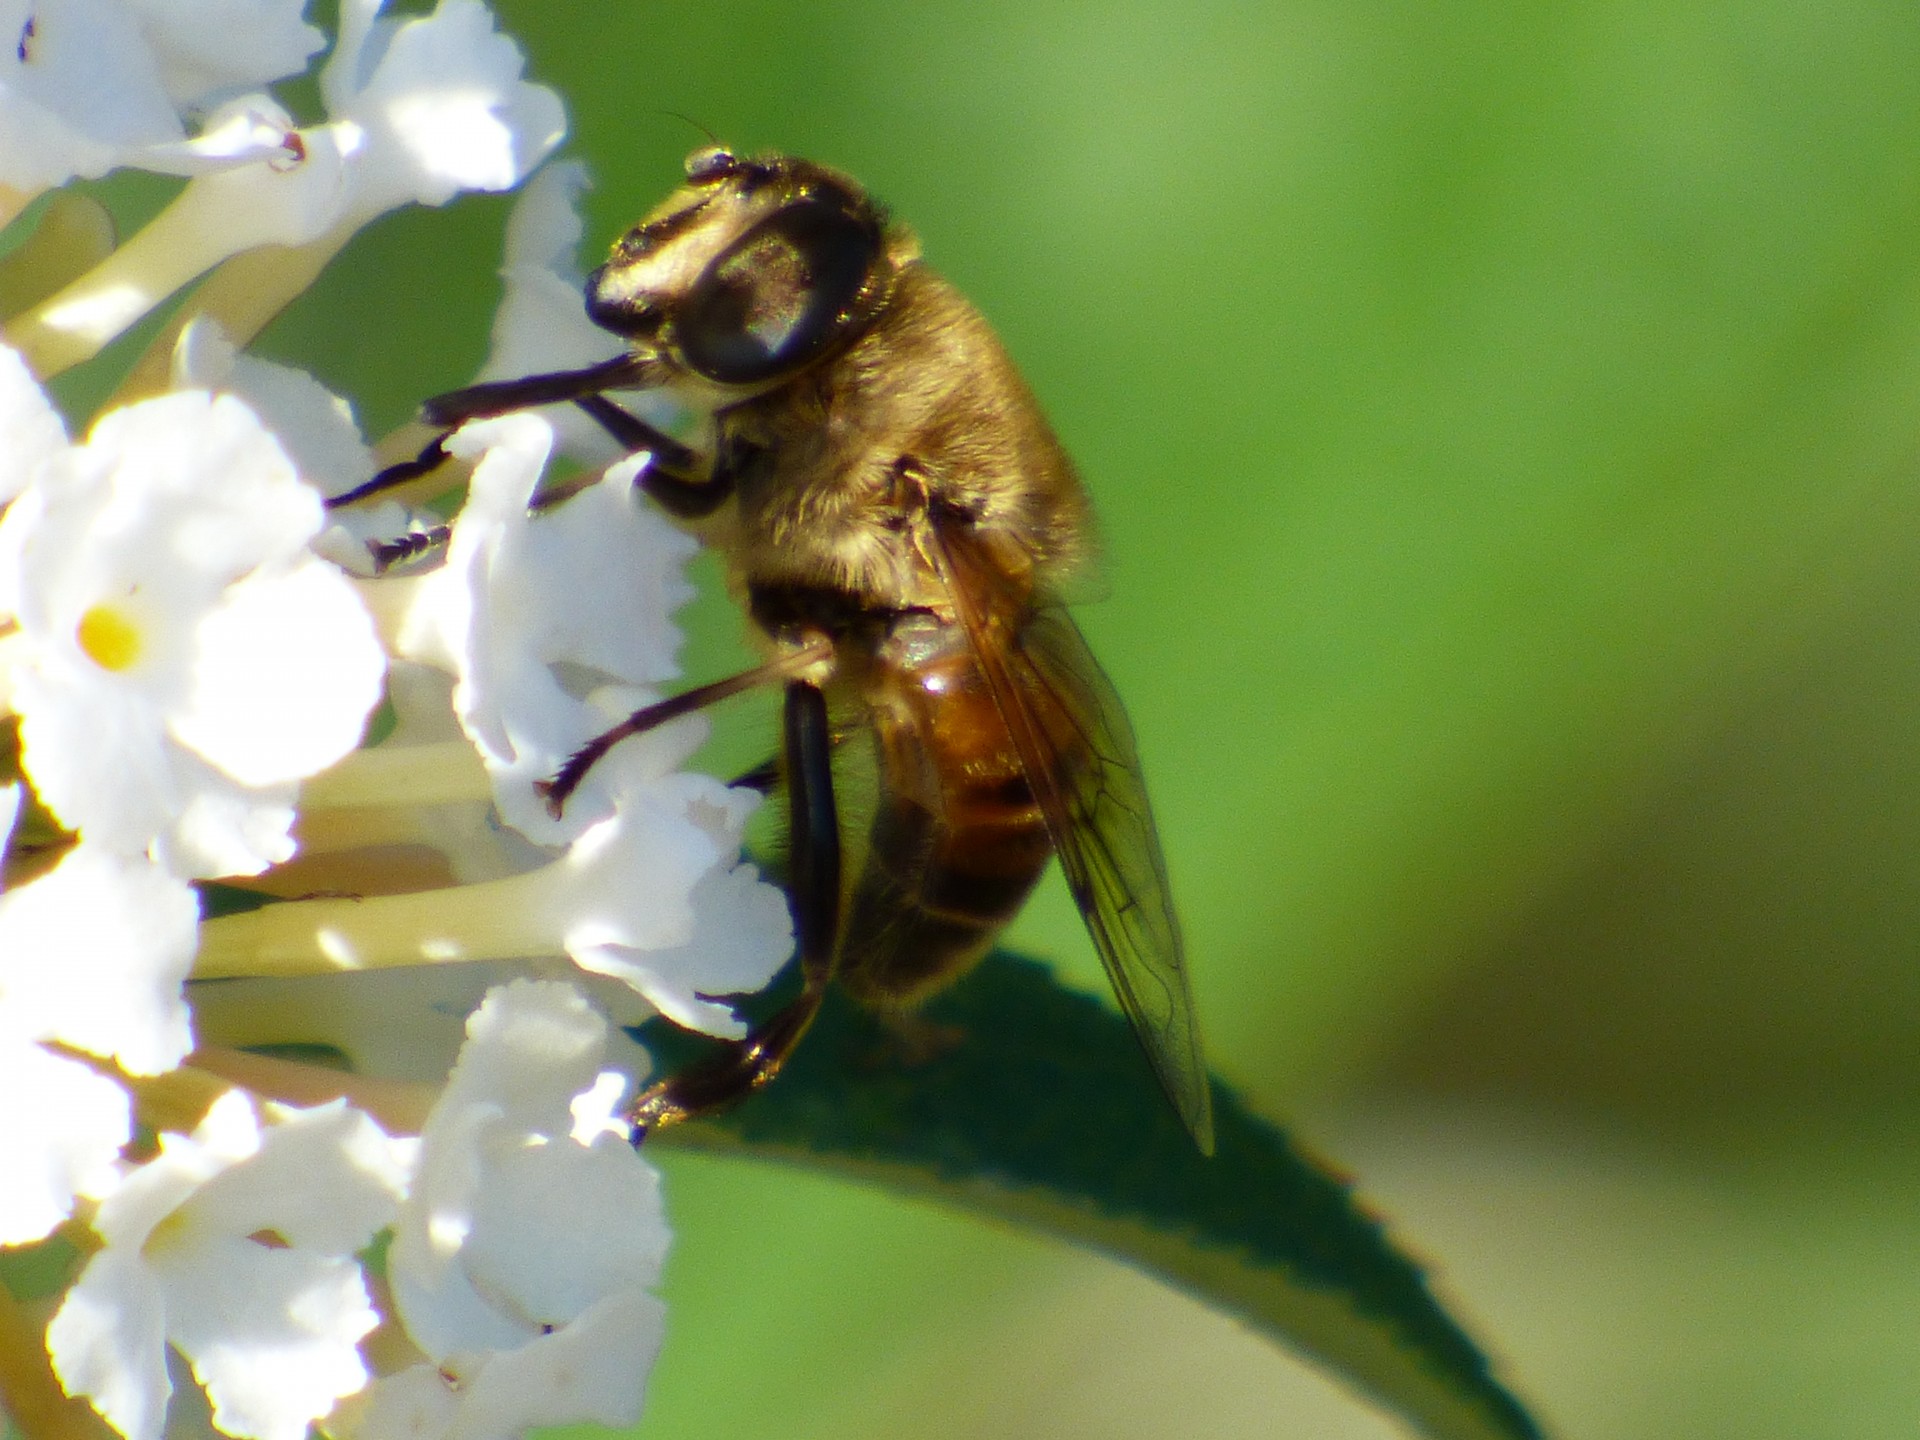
[628, 680, 841, 1140]
[570, 394, 730, 521]
[326, 355, 662, 510]
[366, 523, 453, 574]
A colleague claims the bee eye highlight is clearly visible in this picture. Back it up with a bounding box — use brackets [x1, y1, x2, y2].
[676, 199, 880, 385]
[684, 145, 738, 183]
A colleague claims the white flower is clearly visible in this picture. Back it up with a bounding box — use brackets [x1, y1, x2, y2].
[0, 1029, 131, 1245]
[194, 770, 792, 1038]
[0, 0, 320, 197]
[0, 386, 386, 876]
[122, 0, 323, 112]
[559, 777, 793, 1036]
[12, 0, 566, 367]
[0, 336, 68, 502]
[170, 317, 437, 575]
[317, 0, 564, 232]
[0, 786, 200, 1245]
[0, 840, 198, 1075]
[48, 1091, 413, 1440]
[366, 411, 794, 1032]
[397, 413, 702, 844]
[351, 980, 669, 1440]
[172, 317, 376, 502]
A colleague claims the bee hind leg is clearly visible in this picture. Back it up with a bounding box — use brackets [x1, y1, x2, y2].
[726, 726, 854, 794]
[629, 680, 842, 1141]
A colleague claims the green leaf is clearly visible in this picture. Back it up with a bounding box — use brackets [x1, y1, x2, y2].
[651, 953, 1544, 1440]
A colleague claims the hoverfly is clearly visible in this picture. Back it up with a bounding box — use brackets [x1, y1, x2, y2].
[357, 146, 1214, 1152]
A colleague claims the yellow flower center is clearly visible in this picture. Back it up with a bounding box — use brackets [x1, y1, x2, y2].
[76, 603, 143, 671]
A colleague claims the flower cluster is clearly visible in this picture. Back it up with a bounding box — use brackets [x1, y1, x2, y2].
[0, 5, 792, 1439]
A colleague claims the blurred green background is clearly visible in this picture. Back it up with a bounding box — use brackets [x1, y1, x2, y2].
[261, 1, 1920, 1436]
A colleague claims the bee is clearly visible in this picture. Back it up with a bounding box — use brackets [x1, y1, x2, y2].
[364, 146, 1214, 1152]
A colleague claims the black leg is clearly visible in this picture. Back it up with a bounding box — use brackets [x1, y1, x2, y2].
[421, 355, 660, 427]
[572, 394, 732, 519]
[536, 639, 835, 816]
[366, 523, 453, 573]
[727, 727, 852, 794]
[728, 754, 784, 794]
[327, 355, 671, 511]
[628, 680, 842, 1140]
[571, 393, 697, 472]
[782, 680, 841, 986]
[327, 434, 453, 510]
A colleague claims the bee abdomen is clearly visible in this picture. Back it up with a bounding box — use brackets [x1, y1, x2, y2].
[834, 632, 1053, 1009]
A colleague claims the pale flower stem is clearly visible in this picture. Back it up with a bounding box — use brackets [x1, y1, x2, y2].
[0, 194, 117, 322]
[0, 1285, 113, 1440]
[292, 806, 451, 860]
[186, 1046, 435, 1134]
[301, 740, 491, 811]
[194, 865, 563, 978]
[122, 1057, 234, 1136]
[106, 231, 351, 405]
[4, 207, 349, 381]
[5, 197, 242, 377]
[352, 571, 429, 655]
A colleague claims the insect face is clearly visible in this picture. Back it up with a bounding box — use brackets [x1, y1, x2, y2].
[586, 153, 895, 391]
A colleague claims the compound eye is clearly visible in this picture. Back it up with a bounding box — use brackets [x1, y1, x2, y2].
[676, 198, 880, 385]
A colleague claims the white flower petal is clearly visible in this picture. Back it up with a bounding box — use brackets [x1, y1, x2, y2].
[172, 318, 378, 499]
[0, 341, 68, 503]
[578, 858, 795, 1037]
[479, 160, 632, 463]
[133, 91, 302, 174]
[185, 1099, 411, 1253]
[449, 1286, 664, 1440]
[0, 1038, 131, 1245]
[561, 775, 790, 1035]
[349, 1285, 665, 1440]
[0, 0, 182, 192]
[389, 980, 671, 1419]
[48, 1248, 175, 1440]
[0, 844, 197, 1072]
[124, 0, 324, 109]
[168, 1240, 378, 1440]
[429, 977, 609, 1138]
[340, 0, 564, 222]
[336, 1363, 458, 1440]
[174, 559, 384, 786]
[464, 1135, 666, 1325]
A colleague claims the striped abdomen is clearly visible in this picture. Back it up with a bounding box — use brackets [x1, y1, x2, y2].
[835, 614, 1054, 1009]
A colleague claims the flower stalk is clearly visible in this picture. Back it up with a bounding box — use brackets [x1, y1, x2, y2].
[195, 863, 581, 977]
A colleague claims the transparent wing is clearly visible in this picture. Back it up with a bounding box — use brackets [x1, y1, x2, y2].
[933, 524, 1215, 1153]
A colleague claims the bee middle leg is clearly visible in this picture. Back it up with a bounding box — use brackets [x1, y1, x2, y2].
[537, 638, 833, 816]
[628, 679, 841, 1140]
